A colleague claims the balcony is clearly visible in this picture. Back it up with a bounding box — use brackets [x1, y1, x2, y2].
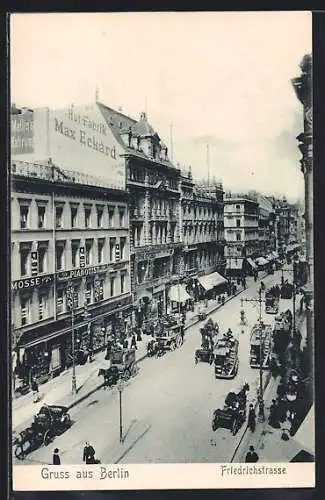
[11, 160, 124, 191]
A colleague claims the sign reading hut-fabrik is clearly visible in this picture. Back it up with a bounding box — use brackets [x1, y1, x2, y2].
[11, 103, 126, 190]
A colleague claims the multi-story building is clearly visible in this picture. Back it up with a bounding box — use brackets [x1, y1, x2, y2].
[180, 173, 225, 278]
[11, 160, 130, 383]
[252, 192, 276, 256]
[224, 193, 260, 276]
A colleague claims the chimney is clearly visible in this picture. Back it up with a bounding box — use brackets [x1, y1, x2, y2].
[140, 112, 147, 121]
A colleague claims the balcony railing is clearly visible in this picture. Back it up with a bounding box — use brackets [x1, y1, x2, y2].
[11, 160, 124, 191]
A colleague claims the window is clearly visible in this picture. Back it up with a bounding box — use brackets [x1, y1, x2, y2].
[56, 288, 65, 314]
[38, 294, 47, 320]
[119, 208, 125, 227]
[85, 240, 93, 265]
[97, 207, 103, 228]
[55, 245, 64, 270]
[108, 207, 115, 227]
[38, 247, 47, 273]
[21, 296, 30, 326]
[110, 276, 115, 297]
[98, 239, 104, 264]
[37, 206, 46, 229]
[20, 248, 29, 276]
[71, 243, 79, 268]
[20, 205, 29, 229]
[120, 237, 126, 260]
[236, 219, 241, 228]
[71, 206, 78, 228]
[236, 232, 241, 241]
[236, 204, 240, 211]
[85, 281, 92, 304]
[85, 207, 91, 228]
[120, 273, 125, 294]
[56, 206, 63, 228]
[109, 238, 116, 262]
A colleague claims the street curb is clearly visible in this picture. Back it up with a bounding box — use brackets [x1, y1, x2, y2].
[15, 273, 271, 421]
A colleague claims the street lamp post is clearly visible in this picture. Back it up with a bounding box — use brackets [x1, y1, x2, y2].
[117, 379, 124, 443]
[242, 287, 266, 421]
[67, 283, 77, 395]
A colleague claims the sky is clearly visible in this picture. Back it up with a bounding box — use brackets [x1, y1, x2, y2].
[10, 12, 312, 202]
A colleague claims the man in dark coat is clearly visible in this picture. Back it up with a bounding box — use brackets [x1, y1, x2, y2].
[245, 445, 259, 463]
[53, 448, 61, 465]
[130, 334, 137, 350]
[83, 442, 96, 464]
[248, 404, 256, 432]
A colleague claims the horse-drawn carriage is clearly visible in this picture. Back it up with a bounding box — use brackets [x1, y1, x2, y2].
[214, 331, 239, 379]
[272, 309, 292, 355]
[212, 383, 249, 435]
[194, 319, 219, 364]
[265, 286, 280, 314]
[98, 347, 137, 387]
[250, 323, 272, 369]
[13, 405, 71, 460]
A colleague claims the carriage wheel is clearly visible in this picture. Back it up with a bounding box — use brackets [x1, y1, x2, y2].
[195, 355, 198, 365]
[176, 335, 183, 348]
[212, 418, 218, 432]
[170, 341, 176, 351]
[124, 369, 131, 380]
[64, 413, 71, 428]
[14, 444, 24, 460]
[231, 419, 238, 435]
[43, 429, 52, 446]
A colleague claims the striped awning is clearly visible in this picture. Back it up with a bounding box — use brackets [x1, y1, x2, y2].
[168, 284, 191, 303]
[198, 271, 227, 291]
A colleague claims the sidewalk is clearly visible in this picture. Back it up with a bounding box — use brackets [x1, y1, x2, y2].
[12, 275, 257, 435]
[232, 308, 309, 463]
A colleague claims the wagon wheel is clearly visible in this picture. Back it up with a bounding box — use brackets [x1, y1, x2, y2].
[64, 413, 71, 428]
[170, 340, 176, 351]
[14, 443, 25, 460]
[195, 355, 198, 365]
[123, 368, 131, 380]
[212, 416, 218, 432]
[43, 429, 53, 446]
[231, 419, 238, 435]
[175, 335, 183, 348]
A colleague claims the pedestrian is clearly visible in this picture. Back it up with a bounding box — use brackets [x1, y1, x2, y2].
[180, 324, 185, 342]
[221, 295, 225, 305]
[245, 445, 259, 463]
[136, 327, 142, 342]
[268, 399, 281, 429]
[31, 377, 40, 403]
[83, 442, 96, 464]
[53, 448, 61, 465]
[131, 334, 137, 350]
[248, 404, 256, 432]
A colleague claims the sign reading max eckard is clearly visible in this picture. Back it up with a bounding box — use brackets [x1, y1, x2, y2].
[11, 103, 126, 189]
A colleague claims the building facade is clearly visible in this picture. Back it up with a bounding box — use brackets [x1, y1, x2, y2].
[224, 193, 259, 275]
[180, 174, 225, 279]
[11, 160, 130, 383]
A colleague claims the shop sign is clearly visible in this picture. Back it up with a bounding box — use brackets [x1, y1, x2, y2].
[115, 243, 120, 262]
[112, 261, 126, 271]
[31, 252, 38, 276]
[79, 247, 85, 268]
[12, 274, 53, 291]
[57, 264, 109, 281]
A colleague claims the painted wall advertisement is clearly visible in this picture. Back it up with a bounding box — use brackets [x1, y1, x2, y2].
[12, 103, 126, 190]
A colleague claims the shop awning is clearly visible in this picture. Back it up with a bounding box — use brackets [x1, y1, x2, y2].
[168, 284, 191, 303]
[198, 271, 227, 291]
[255, 257, 269, 266]
[226, 261, 242, 270]
[247, 258, 257, 269]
